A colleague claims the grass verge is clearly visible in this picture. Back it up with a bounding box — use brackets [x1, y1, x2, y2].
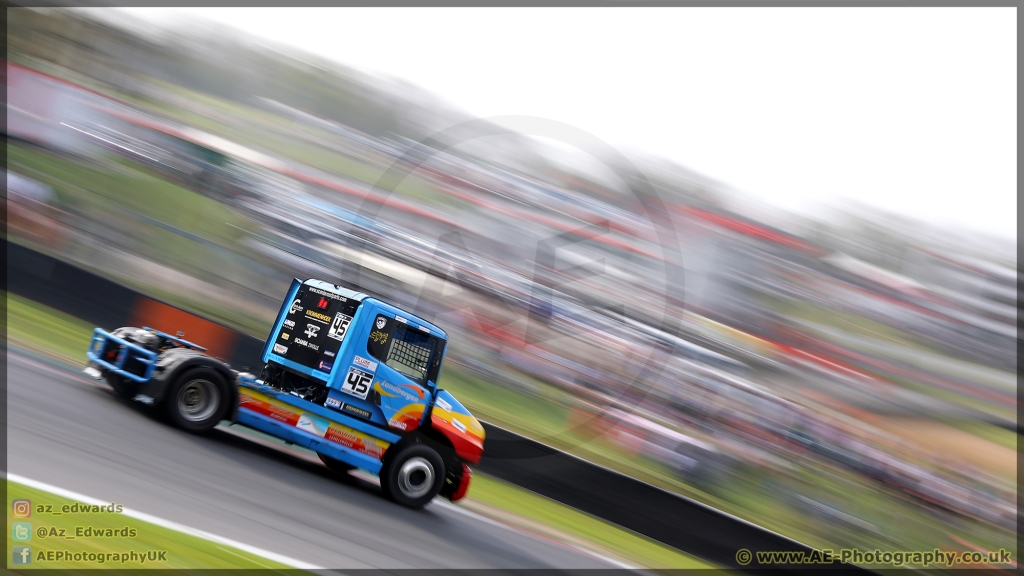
[6, 479, 297, 569]
[6, 293, 95, 367]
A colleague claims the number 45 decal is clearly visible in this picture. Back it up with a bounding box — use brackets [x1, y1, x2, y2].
[329, 313, 353, 341]
[342, 366, 373, 400]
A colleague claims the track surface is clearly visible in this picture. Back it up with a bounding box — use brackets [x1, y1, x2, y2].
[7, 351, 616, 569]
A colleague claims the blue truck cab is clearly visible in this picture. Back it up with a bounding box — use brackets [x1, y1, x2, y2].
[85, 278, 484, 508]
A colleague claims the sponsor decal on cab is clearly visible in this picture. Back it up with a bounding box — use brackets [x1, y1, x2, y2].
[293, 337, 319, 351]
[352, 355, 378, 371]
[273, 343, 288, 355]
[374, 380, 424, 403]
[387, 403, 425, 431]
[308, 286, 346, 301]
[306, 310, 332, 324]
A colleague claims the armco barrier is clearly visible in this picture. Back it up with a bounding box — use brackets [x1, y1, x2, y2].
[7, 240, 857, 572]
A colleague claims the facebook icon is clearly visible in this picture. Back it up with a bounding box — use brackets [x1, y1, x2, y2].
[12, 546, 32, 565]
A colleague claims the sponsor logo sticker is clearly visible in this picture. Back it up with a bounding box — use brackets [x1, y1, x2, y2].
[283, 319, 295, 328]
[452, 418, 467, 433]
[318, 360, 333, 372]
[273, 343, 288, 355]
[324, 349, 336, 358]
[304, 323, 321, 339]
[388, 419, 408, 430]
[352, 355, 378, 371]
[309, 286, 345, 301]
[375, 316, 387, 330]
[281, 333, 290, 340]
[325, 397, 342, 408]
[395, 315, 407, 324]
[328, 313, 353, 341]
[289, 299, 302, 314]
[294, 338, 319, 351]
[379, 381, 422, 402]
[306, 310, 331, 324]
[435, 397, 452, 412]
[296, 413, 329, 437]
[343, 404, 372, 418]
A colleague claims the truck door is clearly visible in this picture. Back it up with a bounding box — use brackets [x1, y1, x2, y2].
[359, 313, 438, 432]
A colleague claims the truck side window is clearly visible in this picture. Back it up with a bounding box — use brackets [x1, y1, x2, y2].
[366, 314, 393, 360]
[426, 342, 445, 385]
[384, 324, 436, 385]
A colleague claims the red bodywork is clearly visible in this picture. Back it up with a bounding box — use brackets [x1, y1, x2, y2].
[449, 463, 472, 502]
[430, 413, 484, 465]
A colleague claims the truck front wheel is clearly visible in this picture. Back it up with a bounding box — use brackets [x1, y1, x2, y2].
[164, 367, 227, 433]
[380, 443, 445, 509]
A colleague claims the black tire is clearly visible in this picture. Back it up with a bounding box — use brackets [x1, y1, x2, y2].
[318, 453, 355, 475]
[105, 374, 134, 400]
[164, 367, 227, 433]
[380, 443, 445, 509]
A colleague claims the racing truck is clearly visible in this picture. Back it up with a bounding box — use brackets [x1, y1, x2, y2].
[84, 278, 484, 508]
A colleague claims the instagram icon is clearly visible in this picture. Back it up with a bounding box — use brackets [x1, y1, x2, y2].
[12, 499, 31, 518]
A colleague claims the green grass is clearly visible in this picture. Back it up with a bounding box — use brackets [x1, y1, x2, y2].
[6, 480, 295, 569]
[6, 293, 95, 367]
[942, 419, 1018, 450]
[466, 474, 715, 569]
[8, 142, 244, 246]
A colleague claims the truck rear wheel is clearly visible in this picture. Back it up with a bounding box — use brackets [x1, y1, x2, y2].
[380, 443, 445, 509]
[164, 367, 227, 433]
[105, 374, 134, 400]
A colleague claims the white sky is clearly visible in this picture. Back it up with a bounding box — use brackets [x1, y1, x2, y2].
[114, 8, 1017, 240]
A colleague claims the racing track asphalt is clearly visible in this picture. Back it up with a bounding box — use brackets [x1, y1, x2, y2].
[6, 350, 620, 569]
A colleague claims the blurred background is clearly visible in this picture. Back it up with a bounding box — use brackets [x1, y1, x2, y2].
[6, 5, 1016, 563]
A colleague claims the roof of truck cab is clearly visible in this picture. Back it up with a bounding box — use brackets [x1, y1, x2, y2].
[303, 279, 367, 301]
[362, 297, 449, 341]
[302, 279, 448, 340]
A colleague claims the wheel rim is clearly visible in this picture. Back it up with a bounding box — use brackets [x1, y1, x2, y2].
[397, 456, 434, 499]
[177, 379, 218, 422]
